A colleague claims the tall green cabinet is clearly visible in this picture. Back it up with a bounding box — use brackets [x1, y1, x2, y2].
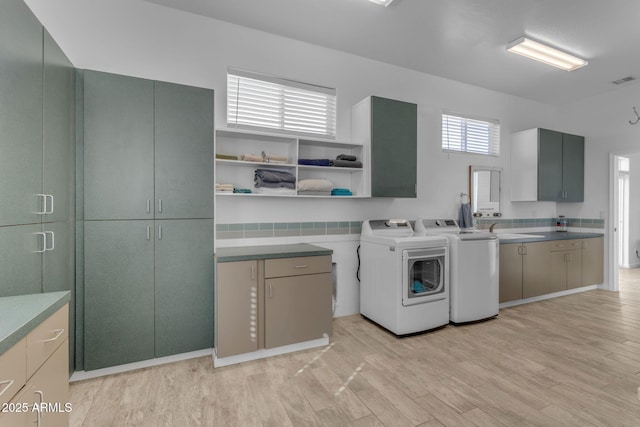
[80, 70, 214, 370]
[0, 0, 76, 371]
[352, 96, 417, 198]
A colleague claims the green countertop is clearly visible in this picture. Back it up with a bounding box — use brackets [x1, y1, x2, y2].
[215, 243, 333, 262]
[499, 231, 604, 244]
[0, 291, 70, 356]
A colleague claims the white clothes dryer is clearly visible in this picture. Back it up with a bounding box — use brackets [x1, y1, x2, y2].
[416, 219, 499, 324]
[359, 219, 449, 335]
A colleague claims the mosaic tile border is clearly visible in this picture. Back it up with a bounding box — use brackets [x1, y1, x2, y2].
[475, 217, 605, 230]
[216, 218, 604, 239]
[216, 221, 362, 239]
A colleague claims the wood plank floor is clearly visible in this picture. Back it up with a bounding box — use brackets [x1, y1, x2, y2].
[70, 273, 640, 426]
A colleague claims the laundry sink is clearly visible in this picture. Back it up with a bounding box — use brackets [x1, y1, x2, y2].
[496, 233, 545, 240]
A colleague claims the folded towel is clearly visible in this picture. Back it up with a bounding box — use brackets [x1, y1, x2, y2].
[266, 154, 288, 163]
[255, 179, 296, 189]
[298, 159, 332, 167]
[255, 187, 297, 195]
[297, 191, 332, 196]
[336, 154, 357, 161]
[330, 159, 363, 168]
[216, 154, 239, 161]
[216, 183, 234, 190]
[297, 179, 333, 192]
[240, 154, 265, 162]
[255, 169, 296, 184]
[331, 188, 353, 196]
[233, 188, 252, 194]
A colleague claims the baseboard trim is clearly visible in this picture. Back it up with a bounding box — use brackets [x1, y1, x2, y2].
[499, 285, 600, 309]
[213, 337, 330, 368]
[70, 348, 213, 382]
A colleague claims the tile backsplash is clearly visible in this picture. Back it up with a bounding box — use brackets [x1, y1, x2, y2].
[216, 217, 603, 239]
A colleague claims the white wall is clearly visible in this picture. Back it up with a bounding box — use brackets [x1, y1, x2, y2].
[26, 0, 563, 225]
[626, 153, 640, 267]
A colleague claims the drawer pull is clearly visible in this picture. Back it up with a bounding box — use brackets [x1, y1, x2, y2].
[41, 328, 64, 343]
[295, 264, 308, 269]
[0, 380, 14, 397]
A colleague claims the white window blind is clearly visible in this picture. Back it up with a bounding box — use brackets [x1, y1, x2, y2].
[442, 112, 500, 156]
[227, 68, 337, 138]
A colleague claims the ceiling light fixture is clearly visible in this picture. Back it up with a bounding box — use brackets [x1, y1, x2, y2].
[368, 0, 394, 6]
[506, 36, 588, 72]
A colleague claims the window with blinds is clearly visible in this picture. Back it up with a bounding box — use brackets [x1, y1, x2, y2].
[442, 112, 500, 156]
[227, 68, 337, 138]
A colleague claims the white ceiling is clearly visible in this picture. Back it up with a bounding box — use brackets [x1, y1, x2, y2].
[145, 0, 640, 106]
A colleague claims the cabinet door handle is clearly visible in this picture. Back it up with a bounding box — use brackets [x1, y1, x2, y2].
[295, 264, 308, 269]
[158, 199, 163, 213]
[268, 283, 272, 298]
[147, 199, 151, 214]
[35, 390, 43, 426]
[250, 264, 256, 280]
[41, 328, 64, 343]
[158, 225, 163, 240]
[147, 226, 151, 240]
[46, 194, 54, 214]
[36, 194, 47, 215]
[35, 232, 46, 253]
[0, 379, 14, 397]
[44, 231, 54, 251]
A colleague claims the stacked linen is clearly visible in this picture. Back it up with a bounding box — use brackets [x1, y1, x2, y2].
[216, 183, 234, 193]
[331, 188, 353, 196]
[330, 154, 362, 168]
[297, 179, 333, 196]
[298, 158, 331, 167]
[254, 169, 296, 195]
[240, 152, 289, 164]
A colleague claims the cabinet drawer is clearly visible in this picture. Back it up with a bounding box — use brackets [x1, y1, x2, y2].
[549, 240, 582, 252]
[0, 338, 26, 406]
[265, 255, 331, 278]
[26, 304, 68, 378]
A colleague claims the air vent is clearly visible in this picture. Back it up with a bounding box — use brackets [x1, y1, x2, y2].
[612, 76, 636, 85]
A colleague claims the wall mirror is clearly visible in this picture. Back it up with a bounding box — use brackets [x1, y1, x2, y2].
[469, 166, 502, 217]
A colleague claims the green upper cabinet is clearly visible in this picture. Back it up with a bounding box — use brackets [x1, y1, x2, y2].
[352, 96, 417, 198]
[154, 82, 214, 219]
[0, 0, 43, 227]
[83, 71, 155, 220]
[82, 71, 214, 220]
[43, 29, 75, 223]
[511, 128, 584, 202]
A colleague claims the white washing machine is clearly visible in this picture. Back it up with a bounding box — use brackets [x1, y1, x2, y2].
[416, 219, 499, 324]
[359, 219, 449, 335]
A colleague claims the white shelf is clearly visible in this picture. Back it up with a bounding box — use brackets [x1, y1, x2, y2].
[215, 128, 370, 198]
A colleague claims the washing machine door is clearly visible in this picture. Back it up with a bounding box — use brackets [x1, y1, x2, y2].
[402, 247, 447, 306]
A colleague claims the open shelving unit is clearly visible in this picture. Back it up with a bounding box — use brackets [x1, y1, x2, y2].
[215, 128, 369, 198]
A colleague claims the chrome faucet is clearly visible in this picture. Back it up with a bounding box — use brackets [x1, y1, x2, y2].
[489, 223, 497, 233]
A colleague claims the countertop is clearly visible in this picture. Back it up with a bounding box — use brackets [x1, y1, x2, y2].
[215, 243, 333, 262]
[498, 231, 604, 244]
[0, 291, 70, 356]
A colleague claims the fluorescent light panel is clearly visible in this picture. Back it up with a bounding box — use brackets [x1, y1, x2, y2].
[507, 37, 587, 71]
[368, 0, 394, 6]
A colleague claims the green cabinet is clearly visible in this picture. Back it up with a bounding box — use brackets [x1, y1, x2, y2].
[83, 71, 155, 220]
[84, 221, 155, 370]
[511, 128, 584, 202]
[0, 2, 75, 371]
[0, 0, 43, 227]
[154, 82, 214, 219]
[80, 70, 214, 369]
[352, 96, 417, 198]
[83, 72, 214, 220]
[155, 219, 214, 357]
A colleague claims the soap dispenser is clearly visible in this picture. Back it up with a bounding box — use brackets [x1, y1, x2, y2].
[556, 215, 568, 232]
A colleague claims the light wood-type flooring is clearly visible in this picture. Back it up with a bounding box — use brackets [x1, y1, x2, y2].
[70, 272, 640, 426]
